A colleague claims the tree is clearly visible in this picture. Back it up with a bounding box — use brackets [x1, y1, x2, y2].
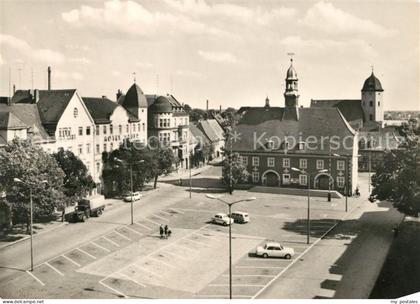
[222, 151, 249, 194]
[371, 133, 420, 216]
[53, 148, 95, 204]
[150, 138, 175, 189]
[183, 104, 192, 113]
[221, 107, 240, 127]
[0, 139, 65, 230]
[189, 108, 207, 122]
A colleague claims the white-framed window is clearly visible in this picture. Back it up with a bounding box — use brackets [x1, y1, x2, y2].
[86, 126, 91, 135]
[103, 143, 107, 152]
[252, 172, 259, 183]
[299, 159, 307, 169]
[96, 125, 99, 135]
[337, 160, 345, 171]
[96, 162, 100, 173]
[298, 142, 306, 150]
[252, 156, 259, 166]
[86, 143, 90, 154]
[103, 125, 107, 135]
[119, 125, 122, 134]
[142, 123, 145, 131]
[78, 127, 83, 136]
[126, 124, 129, 133]
[110, 125, 113, 135]
[316, 159, 324, 170]
[78, 144, 83, 155]
[283, 158, 290, 168]
[299, 174, 308, 186]
[267, 140, 274, 149]
[267, 157, 275, 167]
[242, 156, 248, 165]
[96, 144, 100, 154]
[337, 176, 345, 188]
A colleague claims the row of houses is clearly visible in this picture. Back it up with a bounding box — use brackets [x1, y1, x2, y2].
[0, 67, 226, 195]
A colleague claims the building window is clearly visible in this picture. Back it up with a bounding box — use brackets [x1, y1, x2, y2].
[73, 107, 78, 118]
[86, 126, 91, 135]
[252, 172, 259, 183]
[283, 158, 290, 168]
[267, 140, 274, 149]
[337, 160, 345, 171]
[103, 143, 107, 152]
[316, 159, 324, 170]
[242, 156, 248, 165]
[299, 174, 308, 186]
[126, 124, 129, 133]
[96, 162, 100, 173]
[119, 125, 122, 134]
[378, 101, 380, 106]
[282, 174, 291, 185]
[78, 144, 83, 155]
[337, 176, 345, 188]
[252, 156, 260, 166]
[370, 101, 373, 107]
[142, 123, 145, 131]
[299, 159, 307, 169]
[110, 125, 113, 135]
[96, 144, 100, 154]
[86, 143, 90, 154]
[103, 125, 107, 135]
[78, 127, 83, 136]
[267, 157, 275, 167]
[96, 126, 99, 135]
[110, 143, 113, 151]
[298, 142, 306, 150]
[369, 114, 373, 121]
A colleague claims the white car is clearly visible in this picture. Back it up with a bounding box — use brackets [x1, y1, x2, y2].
[123, 191, 142, 202]
[212, 213, 234, 226]
[255, 242, 295, 259]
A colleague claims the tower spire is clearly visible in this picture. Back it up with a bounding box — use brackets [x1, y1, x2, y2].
[132, 72, 136, 84]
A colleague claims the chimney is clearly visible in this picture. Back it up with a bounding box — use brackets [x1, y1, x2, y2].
[33, 89, 39, 103]
[206, 99, 209, 112]
[219, 105, 222, 113]
[13, 84, 16, 95]
[265, 96, 270, 108]
[116, 89, 122, 101]
[47, 66, 51, 91]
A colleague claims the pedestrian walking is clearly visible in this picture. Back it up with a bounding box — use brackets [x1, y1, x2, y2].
[167, 229, 172, 238]
[164, 225, 168, 239]
[159, 224, 164, 239]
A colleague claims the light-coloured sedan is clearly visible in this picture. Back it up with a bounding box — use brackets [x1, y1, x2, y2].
[256, 242, 295, 259]
[212, 213, 234, 226]
[123, 191, 142, 202]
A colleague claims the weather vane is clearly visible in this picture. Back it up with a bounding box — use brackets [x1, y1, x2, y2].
[287, 52, 295, 62]
[132, 72, 136, 83]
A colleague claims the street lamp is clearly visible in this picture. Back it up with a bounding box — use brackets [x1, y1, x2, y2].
[291, 168, 327, 244]
[13, 178, 47, 271]
[114, 158, 145, 225]
[205, 194, 256, 299]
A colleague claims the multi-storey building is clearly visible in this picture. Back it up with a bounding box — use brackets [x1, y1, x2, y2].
[233, 59, 358, 194]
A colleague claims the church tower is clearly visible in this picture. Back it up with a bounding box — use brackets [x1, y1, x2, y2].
[284, 58, 300, 108]
[361, 70, 384, 125]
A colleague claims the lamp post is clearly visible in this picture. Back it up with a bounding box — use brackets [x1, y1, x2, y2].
[205, 194, 256, 299]
[115, 158, 145, 225]
[328, 145, 332, 202]
[13, 178, 47, 271]
[291, 168, 327, 244]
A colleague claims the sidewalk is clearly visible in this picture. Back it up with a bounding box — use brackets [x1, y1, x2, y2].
[258, 173, 404, 299]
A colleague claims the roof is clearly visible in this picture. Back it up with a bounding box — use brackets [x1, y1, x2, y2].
[358, 126, 401, 150]
[0, 111, 28, 130]
[0, 103, 51, 140]
[82, 97, 119, 124]
[362, 72, 384, 91]
[311, 99, 364, 124]
[119, 83, 148, 110]
[12, 90, 76, 127]
[190, 124, 210, 146]
[286, 59, 298, 80]
[146, 94, 188, 115]
[198, 119, 225, 142]
[232, 107, 356, 155]
[149, 96, 173, 113]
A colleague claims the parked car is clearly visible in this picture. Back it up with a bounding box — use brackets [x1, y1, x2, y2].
[255, 242, 295, 259]
[212, 213, 234, 226]
[123, 191, 142, 202]
[230, 211, 250, 223]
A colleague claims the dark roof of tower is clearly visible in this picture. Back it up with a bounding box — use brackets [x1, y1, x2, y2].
[149, 96, 172, 113]
[362, 73, 384, 91]
[119, 83, 148, 109]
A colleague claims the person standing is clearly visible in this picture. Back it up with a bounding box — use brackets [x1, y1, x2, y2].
[164, 225, 168, 239]
[159, 224, 164, 239]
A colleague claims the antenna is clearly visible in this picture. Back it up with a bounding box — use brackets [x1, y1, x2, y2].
[287, 52, 295, 62]
[370, 65, 374, 74]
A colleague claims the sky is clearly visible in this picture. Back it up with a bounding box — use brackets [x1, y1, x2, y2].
[0, 0, 419, 111]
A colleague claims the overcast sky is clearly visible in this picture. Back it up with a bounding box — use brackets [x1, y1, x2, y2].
[0, 0, 419, 111]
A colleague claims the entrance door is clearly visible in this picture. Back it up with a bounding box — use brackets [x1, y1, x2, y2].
[266, 172, 279, 187]
[282, 174, 290, 186]
[318, 175, 330, 190]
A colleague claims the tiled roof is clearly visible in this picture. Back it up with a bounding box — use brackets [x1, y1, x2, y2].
[232, 107, 356, 155]
[190, 124, 210, 146]
[0, 111, 28, 130]
[198, 119, 225, 142]
[311, 99, 364, 124]
[82, 97, 118, 124]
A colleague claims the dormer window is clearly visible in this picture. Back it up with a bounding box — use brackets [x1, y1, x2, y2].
[267, 140, 274, 149]
[298, 142, 306, 150]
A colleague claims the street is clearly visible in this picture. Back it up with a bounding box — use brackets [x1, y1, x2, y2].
[0, 166, 400, 299]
